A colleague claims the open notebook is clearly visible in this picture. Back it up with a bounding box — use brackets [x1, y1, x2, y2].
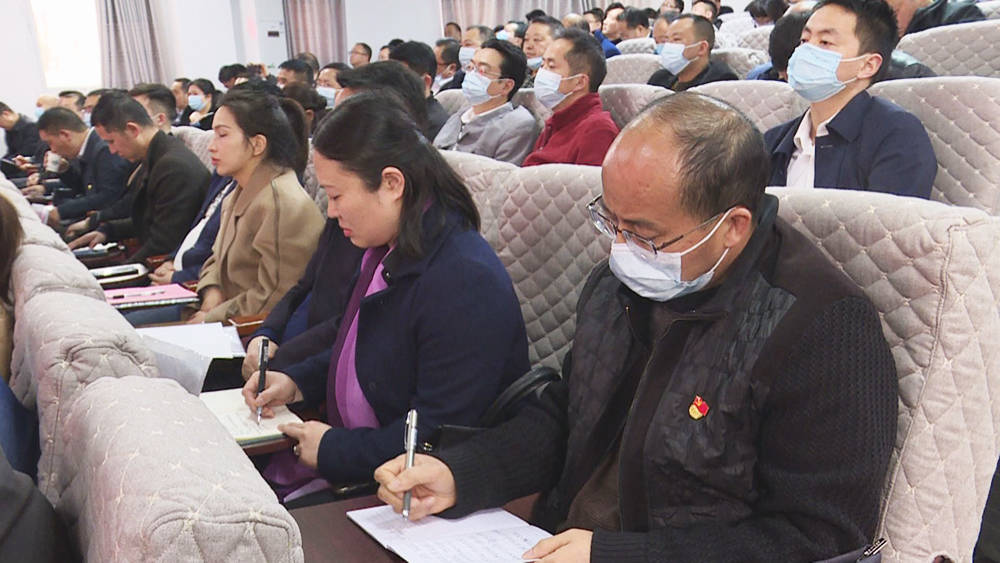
[347, 504, 551, 563]
[200, 388, 302, 446]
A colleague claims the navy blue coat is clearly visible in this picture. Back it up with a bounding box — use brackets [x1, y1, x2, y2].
[286, 207, 530, 483]
[55, 129, 131, 219]
[764, 90, 936, 199]
[170, 173, 235, 283]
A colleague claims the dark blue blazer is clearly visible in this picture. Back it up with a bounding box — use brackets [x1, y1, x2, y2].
[169, 173, 235, 283]
[764, 90, 936, 199]
[286, 207, 530, 484]
[55, 129, 131, 219]
[593, 30, 621, 58]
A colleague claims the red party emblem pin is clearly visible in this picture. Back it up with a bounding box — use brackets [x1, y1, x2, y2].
[689, 395, 709, 420]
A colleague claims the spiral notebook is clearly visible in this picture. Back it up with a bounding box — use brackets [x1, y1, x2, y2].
[104, 283, 199, 310]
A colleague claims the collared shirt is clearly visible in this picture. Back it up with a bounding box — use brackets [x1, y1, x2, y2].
[432, 74, 454, 94]
[460, 101, 510, 126]
[77, 128, 94, 159]
[786, 109, 835, 189]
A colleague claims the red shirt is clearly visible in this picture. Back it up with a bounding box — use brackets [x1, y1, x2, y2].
[522, 93, 620, 167]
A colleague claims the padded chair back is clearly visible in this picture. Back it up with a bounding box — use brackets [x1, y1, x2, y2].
[599, 84, 673, 128]
[512, 88, 551, 131]
[604, 54, 663, 85]
[170, 126, 213, 170]
[714, 30, 739, 49]
[737, 25, 772, 52]
[772, 187, 1000, 562]
[981, 0, 1000, 19]
[719, 12, 756, 35]
[442, 151, 517, 249]
[617, 37, 656, 54]
[711, 47, 770, 79]
[869, 76, 1000, 214]
[436, 88, 469, 116]
[689, 80, 808, 131]
[896, 20, 1000, 78]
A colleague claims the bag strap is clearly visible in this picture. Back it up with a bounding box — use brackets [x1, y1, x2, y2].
[478, 366, 560, 427]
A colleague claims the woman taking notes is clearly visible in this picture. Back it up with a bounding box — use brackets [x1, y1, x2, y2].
[243, 93, 529, 494]
[191, 91, 323, 324]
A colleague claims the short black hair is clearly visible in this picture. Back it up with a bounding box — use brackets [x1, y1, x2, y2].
[221, 90, 309, 174]
[389, 41, 437, 79]
[719, 5, 734, 14]
[555, 27, 607, 92]
[279, 58, 314, 85]
[37, 106, 87, 133]
[746, 0, 767, 18]
[218, 63, 249, 84]
[563, 13, 591, 32]
[525, 8, 547, 20]
[388, 38, 405, 49]
[693, 0, 720, 20]
[90, 91, 155, 132]
[188, 78, 219, 111]
[606, 2, 626, 12]
[769, 11, 810, 72]
[0, 102, 11, 114]
[584, 7, 605, 21]
[58, 91, 85, 110]
[295, 51, 320, 75]
[335, 60, 430, 136]
[677, 13, 717, 50]
[529, 15, 564, 37]
[622, 7, 650, 29]
[128, 83, 178, 121]
[322, 62, 351, 72]
[813, 0, 898, 77]
[469, 25, 495, 44]
[634, 92, 769, 221]
[480, 39, 527, 101]
[445, 21, 462, 33]
[172, 78, 191, 90]
[355, 42, 373, 58]
[435, 39, 461, 66]
[87, 88, 113, 99]
[765, 0, 790, 21]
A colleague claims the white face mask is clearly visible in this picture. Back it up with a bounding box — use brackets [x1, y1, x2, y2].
[459, 46, 476, 67]
[534, 68, 579, 109]
[608, 209, 732, 301]
[657, 41, 700, 75]
[316, 86, 339, 107]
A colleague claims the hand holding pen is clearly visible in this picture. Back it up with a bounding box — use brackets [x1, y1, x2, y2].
[256, 337, 269, 425]
[402, 409, 418, 519]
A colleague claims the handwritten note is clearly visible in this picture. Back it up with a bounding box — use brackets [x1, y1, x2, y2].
[200, 388, 302, 445]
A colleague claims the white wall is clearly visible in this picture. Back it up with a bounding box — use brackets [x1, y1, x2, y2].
[344, 0, 444, 64]
[0, 0, 58, 117]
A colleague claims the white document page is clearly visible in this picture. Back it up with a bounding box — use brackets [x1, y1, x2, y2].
[138, 322, 237, 359]
[347, 505, 551, 563]
[200, 388, 302, 444]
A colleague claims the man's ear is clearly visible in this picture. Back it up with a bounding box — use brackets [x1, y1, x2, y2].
[856, 53, 883, 81]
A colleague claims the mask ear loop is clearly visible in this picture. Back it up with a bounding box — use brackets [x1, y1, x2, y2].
[678, 208, 734, 257]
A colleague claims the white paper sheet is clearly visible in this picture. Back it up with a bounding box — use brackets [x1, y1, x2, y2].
[142, 335, 213, 395]
[137, 322, 243, 360]
[200, 388, 302, 444]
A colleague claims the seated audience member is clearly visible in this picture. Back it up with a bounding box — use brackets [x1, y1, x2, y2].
[243, 93, 529, 496]
[523, 28, 619, 167]
[277, 58, 314, 88]
[34, 95, 58, 120]
[692, 0, 722, 23]
[316, 62, 349, 107]
[600, 2, 626, 44]
[562, 13, 589, 33]
[378, 45, 392, 61]
[661, 0, 685, 17]
[374, 92, 898, 562]
[444, 20, 462, 41]
[58, 90, 86, 120]
[190, 92, 324, 324]
[583, 7, 604, 31]
[433, 39, 464, 94]
[282, 83, 327, 136]
[886, 0, 984, 36]
[349, 43, 373, 68]
[525, 8, 547, 20]
[83, 89, 112, 118]
[460, 25, 495, 68]
[171, 78, 192, 125]
[620, 7, 652, 39]
[765, 0, 936, 197]
[128, 83, 178, 133]
[295, 51, 321, 78]
[746, 0, 771, 25]
[218, 63, 250, 89]
[522, 16, 564, 87]
[68, 93, 209, 262]
[434, 39, 540, 165]
[649, 15, 737, 90]
[25, 107, 130, 225]
[389, 41, 451, 139]
[336, 61, 433, 140]
[500, 20, 527, 48]
[0, 102, 42, 178]
[749, 10, 810, 80]
[186, 78, 219, 130]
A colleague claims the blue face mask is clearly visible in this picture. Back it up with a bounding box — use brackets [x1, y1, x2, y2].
[654, 42, 665, 55]
[462, 69, 500, 105]
[787, 43, 865, 103]
[316, 86, 339, 108]
[526, 57, 543, 70]
[459, 46, 476, 67]
[496, 30, 511, 41]
[34, 107, 45, 119]
[187, 94, 205, 111]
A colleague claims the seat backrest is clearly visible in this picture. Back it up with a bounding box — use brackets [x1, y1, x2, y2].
[710, 47, 770, 79]
[442, 151, 517, 249]
[617, 37, 656, 54]
[736, 25, 772, 52]
[714, 30, 739, 49]
[170, 125, 213, 170]
[689, 80, 808, 131]
[604, 54, 663, 85]
[719, 13, 756, 35]
[598, 84, 673, 128]
[772, 187, 1000, 562]
[980, 0, 1000, 19]
[896, 20, 1000, 78]
[436, 88, 469, 116]
[512, 88, 551, 131]
[869, 76, 1000, 214]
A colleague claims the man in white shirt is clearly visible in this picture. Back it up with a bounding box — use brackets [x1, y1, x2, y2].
[433, 39, 540, 166]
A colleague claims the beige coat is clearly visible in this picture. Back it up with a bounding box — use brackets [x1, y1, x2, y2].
[197, 164, 324, 323]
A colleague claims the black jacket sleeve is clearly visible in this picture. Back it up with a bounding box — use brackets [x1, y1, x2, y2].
[56, 145, 129, 220]
[0, 451, 77, 562]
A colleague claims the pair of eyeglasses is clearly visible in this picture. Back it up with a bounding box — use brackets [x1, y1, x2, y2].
[587, 195, 725, 260]
[463, 62, 502, 79]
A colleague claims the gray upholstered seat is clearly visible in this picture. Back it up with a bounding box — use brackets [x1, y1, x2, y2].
[897, 20, 1000, 78]
[435, 88, 468, 116]
[710, 47, 770, 79]
[598, 84, 673, 128]
[689, 79, 808, 130]
[736, 25, 772, 52]
[604, 54, 663, 85]
[616, 37, 656, 54]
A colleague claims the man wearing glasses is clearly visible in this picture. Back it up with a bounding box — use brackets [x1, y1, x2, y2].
[433, 39, 540, 165]
[376, 92, 897, 562]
